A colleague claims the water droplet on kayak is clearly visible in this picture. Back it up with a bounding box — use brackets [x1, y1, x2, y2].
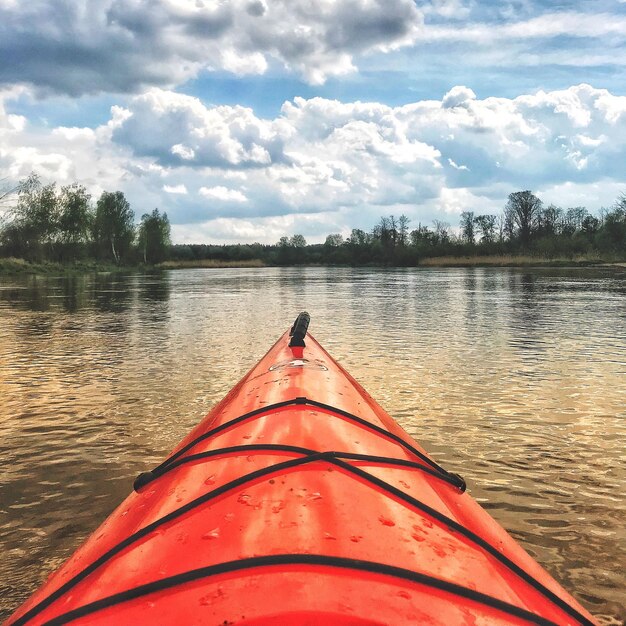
[422, 519, 434, 529]
[237, 493, 251, 505]
[202, 528, 220, 540]
[433, 546, 446, 558]
[246, 456, 254, 462]
[204, 475, 216, 485]
[399, 480, 411, 490]
[147, 601, 156, 609]
[121, 509, 129, 517]
[397, 591, 411, 600]
[243, 435, 252, 440]
[411, 533, 425, 542]
[379, 515, 395, 527]
[324, 532, 337, 540]
[350, 535, 363, 543]
[307, 492, 322, 501]
[224, 513, 235, 522]
[271, 500, 285, 513]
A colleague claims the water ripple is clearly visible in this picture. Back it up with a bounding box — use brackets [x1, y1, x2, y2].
[0, 267, 624, 622]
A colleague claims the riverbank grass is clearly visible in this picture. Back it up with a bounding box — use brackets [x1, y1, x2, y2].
[0, 257, 125, 274]
[418, 254, 616, 267]
[156, 259, 265, 269]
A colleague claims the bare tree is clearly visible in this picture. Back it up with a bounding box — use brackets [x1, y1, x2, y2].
[0, 177, 20, 228]
[474, 214, 497, 244]
[504, 190, 542, 247]
[398, 214, 410, 246]
[433, 219, 450, 243]
[459, 211, 475, 244]
[388, 215, 398, 248]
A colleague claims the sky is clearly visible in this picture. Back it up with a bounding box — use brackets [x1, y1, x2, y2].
[1, 0, 626, 244]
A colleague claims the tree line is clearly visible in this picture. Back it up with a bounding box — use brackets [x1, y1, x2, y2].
[1, 176, 624, 267]
[170, 190, 625, 266]
[0, 174, 171, 264]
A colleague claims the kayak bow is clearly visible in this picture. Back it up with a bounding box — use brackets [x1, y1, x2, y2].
[8, 313, 596, 625]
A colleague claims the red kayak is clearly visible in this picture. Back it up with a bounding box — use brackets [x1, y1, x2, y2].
[8, 313, 595, 625]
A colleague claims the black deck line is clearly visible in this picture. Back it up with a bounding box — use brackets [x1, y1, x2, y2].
[327, 457, 593, 626]
[13, 451, 590, 626]
[41, 555, 561, 626]
[135, 444, 464, 491]
[151, 397, 462, 488]
[10, 453, 328, 626]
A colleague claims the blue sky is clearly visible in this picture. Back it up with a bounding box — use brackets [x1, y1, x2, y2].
[1, 0, 626, 243]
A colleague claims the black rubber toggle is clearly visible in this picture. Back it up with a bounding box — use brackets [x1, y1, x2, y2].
[289, 311, 310, 347]
[133, 471, 155, 492]
[295, 396, 307, 404]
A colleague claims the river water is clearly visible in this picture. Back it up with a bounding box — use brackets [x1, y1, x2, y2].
[0, 267, 624, 623]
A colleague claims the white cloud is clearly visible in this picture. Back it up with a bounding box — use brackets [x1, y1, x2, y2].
[199, 186, 248, 202]
[111, 89, 290, 168]
[163, 184, 188, 194]
[2, 83, 626, 242]
[448, 158, 469, 171]
[0, 0, 423, 95]
[172, 211, 343, 244]
[421, 12, 626, 43]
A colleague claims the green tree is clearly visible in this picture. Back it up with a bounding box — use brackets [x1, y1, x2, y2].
[138, 209, 171, 263]
[11, 174, 60, 260]
[409, 224, 432, 247]
[290, 234, 307, 247]
[324, 233, 344, 247]
[58, 184, 92, 259]
[93, 191, 135, 263]
[596, 195, 626, 253]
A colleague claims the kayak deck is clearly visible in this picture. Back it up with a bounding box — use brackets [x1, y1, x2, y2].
[9, 315, 595, 625]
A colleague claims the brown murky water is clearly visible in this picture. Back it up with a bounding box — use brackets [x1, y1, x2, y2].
[0, 267, 624, 623]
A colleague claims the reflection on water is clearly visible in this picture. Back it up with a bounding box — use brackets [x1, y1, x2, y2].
[0, 267, 624, 622]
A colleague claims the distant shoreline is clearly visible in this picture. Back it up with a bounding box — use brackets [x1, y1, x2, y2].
[1, 255, 624, 275]
[417, 255, 626, 268]
[156, 259, 266, 269]
[0, 257, 268, 275]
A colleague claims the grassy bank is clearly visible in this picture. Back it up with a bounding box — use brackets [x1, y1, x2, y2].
[156, 259, 266, 269]
[417, 254, 623, 268]
[3, 255, 623, 275]
[0, 257, 128, 275]
[0, 257, 267, 275]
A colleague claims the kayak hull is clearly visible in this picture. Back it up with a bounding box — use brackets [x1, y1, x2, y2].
[8, 324, 595, 625]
